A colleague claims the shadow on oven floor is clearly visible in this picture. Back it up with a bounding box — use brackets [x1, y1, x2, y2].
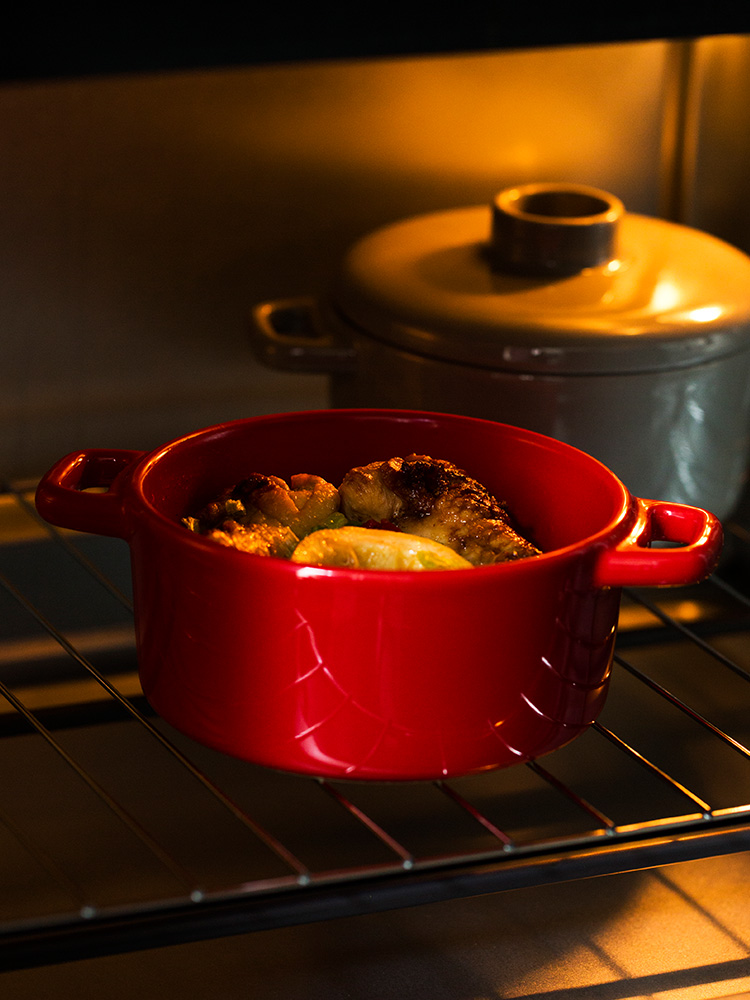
[3, 853, 750, 1000]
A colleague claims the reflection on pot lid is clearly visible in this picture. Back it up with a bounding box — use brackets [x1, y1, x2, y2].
[330, 183, 750, 374]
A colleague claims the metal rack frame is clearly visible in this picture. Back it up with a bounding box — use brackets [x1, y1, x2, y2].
[2, 482, 750, 971]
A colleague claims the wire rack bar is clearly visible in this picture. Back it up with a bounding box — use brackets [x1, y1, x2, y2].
[615, 654, 750, 762]
[591, 721, 712, 814]
[626, 587, 750, 679]
[0, 672, 204, 895]
[434, 780, 517, 847]
[7, 482, 134, 613]
[525, 759, 616, 830]
[4, 812, 750, 974]
[317, 780, 416, 867]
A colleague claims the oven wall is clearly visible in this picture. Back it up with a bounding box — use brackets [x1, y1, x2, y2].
[0, 35, 747, 480]
[689, 35, 750, 250]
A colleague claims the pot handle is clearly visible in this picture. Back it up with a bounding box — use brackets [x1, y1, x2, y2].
[250, 297, 357, 373]
[35, 449, 144, 540]
[593, 498, 723, 588]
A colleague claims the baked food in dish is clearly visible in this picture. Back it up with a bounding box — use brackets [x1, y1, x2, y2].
[183, 455, 541, 570]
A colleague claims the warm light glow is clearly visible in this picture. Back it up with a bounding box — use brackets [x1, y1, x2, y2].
[619, 598, 712, 631]
[650, 280, 682, 313]
[687, 305, 723, 323]
[228, 40, 668, 197]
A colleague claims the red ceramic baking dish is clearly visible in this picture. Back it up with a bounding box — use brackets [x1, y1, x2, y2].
[35, 409, 722, 781]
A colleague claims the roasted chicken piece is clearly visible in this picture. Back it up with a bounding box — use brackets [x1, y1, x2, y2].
[339, 455, 540, 565]
[183, 472, 343, 557]
[186, 472, 341, 537]
[204, 522, 299, 559]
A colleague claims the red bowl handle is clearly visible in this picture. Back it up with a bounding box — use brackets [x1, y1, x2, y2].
[35, 449, 144, 539]
[593, 498, 723, 588]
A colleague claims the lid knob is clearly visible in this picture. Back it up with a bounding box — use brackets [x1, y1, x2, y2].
[490, 183, 624, 277]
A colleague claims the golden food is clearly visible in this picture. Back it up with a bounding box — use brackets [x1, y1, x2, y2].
[291, 526, 473, 570]
[183, 455, 541, 571]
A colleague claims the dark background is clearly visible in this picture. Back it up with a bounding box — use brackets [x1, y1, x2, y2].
[5, 9, 750, 82]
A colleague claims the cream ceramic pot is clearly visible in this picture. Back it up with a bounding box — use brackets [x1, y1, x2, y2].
[250, 184, 750, 521]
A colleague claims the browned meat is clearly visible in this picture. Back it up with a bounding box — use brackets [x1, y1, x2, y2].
[204, 522, 299, 559]
[339, 455, 540, 565]
[186, 472, 341, 539]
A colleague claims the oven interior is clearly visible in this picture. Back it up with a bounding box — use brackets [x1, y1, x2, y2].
[2, 475, 750, 974]
[5, 14, 750, 997]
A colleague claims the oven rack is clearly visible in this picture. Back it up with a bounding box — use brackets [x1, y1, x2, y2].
[1, 481, 750, 971]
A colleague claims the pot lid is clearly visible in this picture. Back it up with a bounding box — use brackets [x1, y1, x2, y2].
[330, 183, 750, 374]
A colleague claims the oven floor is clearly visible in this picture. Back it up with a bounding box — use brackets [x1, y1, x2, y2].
[3, 852, 750, 999]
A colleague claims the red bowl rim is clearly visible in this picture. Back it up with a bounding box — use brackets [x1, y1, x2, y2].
[126, 408, 632, 582]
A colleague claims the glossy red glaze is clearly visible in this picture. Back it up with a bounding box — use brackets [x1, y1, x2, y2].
[35, 410, 723, 780]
